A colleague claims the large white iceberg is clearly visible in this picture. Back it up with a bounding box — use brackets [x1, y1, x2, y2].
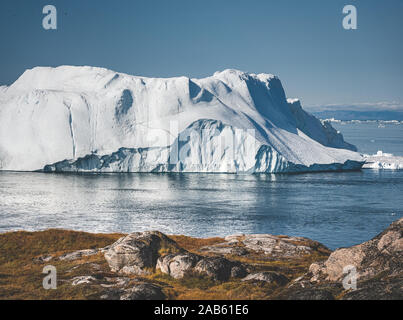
[0, 66, 363, 173]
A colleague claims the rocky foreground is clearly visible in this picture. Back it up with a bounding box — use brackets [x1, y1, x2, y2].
[0, 218, 401, 300]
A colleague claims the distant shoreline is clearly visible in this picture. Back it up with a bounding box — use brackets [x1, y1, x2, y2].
[321, 118, 403, 124]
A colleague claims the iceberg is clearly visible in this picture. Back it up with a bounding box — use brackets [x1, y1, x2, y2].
[363, 151, 403, 170]
[0, 66, 363, 173]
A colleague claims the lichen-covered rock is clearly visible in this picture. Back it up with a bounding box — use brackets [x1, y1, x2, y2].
[194, 256, 247, 281]
[157, 252, 247, 280]
[230, 265, 248, 278]
[99, 281, 166, 300]
[119, 283, 166, 300]
[104, 231, 180, 275]
[156, 252, 202, 279]
[310, 218, 403, 282]
[71, 275, 98, 286]
[100, 277, 130, 289]
[270, 278, 343, 300]
[59, 249, 100, 261]
[33, 255, 53, 263]
[200, 234, 329, 259]
[340, 274, 403, 300]
[240, 234, 324, 257]
[242, 272, 289, 286]
[199, 243, 248, 256]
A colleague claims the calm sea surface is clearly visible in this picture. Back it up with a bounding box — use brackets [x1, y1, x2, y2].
[332, 121, 403, 156]
[1, 122, 402, 249]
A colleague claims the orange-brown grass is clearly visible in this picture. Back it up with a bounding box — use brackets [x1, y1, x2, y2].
[175, 281, 277, 300]
[168, 235, 224, 253]
[0, 229, 123, 264]
[226, 251, 329, 280]
[146, 270, 278, 300]
[0, 229, 122, 300]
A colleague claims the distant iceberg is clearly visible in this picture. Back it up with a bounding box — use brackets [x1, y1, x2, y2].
[321, 119, 403, 125]
[0, 66, 364, 173]
[363, 151, 403, 170]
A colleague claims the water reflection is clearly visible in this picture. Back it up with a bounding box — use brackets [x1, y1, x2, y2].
[0, 171, 402, 249]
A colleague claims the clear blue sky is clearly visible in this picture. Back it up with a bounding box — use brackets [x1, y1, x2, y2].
[1, 0, 402, 107]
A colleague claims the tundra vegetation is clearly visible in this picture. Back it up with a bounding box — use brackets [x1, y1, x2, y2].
[0, 218, 401, 300]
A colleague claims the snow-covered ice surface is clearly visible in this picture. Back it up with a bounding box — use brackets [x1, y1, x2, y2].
[0, 66, 363, 173]
[363, 151, 403, 170]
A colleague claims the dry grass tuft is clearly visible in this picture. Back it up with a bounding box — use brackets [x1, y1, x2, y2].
[168, 235, 224, 253]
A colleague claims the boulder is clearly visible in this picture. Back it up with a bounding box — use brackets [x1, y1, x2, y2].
[100, 282, 166, 300]
[104, 231, 180, 275]
[310, 218, 403, 282]
[194, 256, 247, 281]
[157, 252, 247, 280]
[230, 265, 248, 278]
[200, 234, 329, 259]
[156, 252, 202, 279]
[120, 283, 166, 300]
[242, 272, 289, 286]
[240, 234, 324, 257]
[198, 243, 248, 256]
[341, 274, 403, 300]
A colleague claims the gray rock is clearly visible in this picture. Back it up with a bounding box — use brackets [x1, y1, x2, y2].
[120, 283, 166, 300]
[242, 272, 289, 285]
[201, 234, 328, 259]
[230, 247, 249, 256]
[241, 234, 317, 257]
[72, 275, 165, 300]
[230, 265, 248, 278]
[199, 244, 249, 256]
[100, 277, 131, 288]
[341, 274, 403, 300]
[100, 290, 122, 300]
[33, 255, 53, 263]
[157, 252, 247, 280]
[194, 257, 246, 281]
[156, 252, 202, 279]
[71, 275, 97, 286]
[59, 249, 99, 261]
[104, 231, 180, 275]
[310, 217, 403, 282]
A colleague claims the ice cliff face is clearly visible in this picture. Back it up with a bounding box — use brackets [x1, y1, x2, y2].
[0, 66, 363, 173]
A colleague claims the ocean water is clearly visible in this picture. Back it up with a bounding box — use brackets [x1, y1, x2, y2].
[0, 122, 402, 250]
[332, 121, 403, 156]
